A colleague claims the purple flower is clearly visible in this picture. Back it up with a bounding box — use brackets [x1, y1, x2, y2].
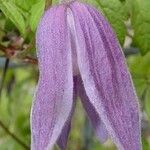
[31, 1, 141, 150]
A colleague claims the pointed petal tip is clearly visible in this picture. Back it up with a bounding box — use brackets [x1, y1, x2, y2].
[57, 77, 78, 150]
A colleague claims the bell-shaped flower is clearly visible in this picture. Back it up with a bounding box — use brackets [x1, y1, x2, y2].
[31, 1, 142, 150]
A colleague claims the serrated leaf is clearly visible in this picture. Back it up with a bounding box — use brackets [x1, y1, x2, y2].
[130, 0, 150, 55]
[29, 0, 45, 32]
[85, 0, 128, 45]
[0, 1, 26, 35]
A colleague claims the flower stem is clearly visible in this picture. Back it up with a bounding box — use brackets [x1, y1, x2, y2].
[0, 58, 9, 98]
[0, 120, 30, 150]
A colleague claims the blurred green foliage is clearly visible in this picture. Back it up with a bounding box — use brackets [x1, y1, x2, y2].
[0, 0, 150, 150]
[129, 0, 150, 55]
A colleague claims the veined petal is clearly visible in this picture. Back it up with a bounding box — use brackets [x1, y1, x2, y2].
[78, 76, 108, 143]
[31, 5, 73, 150]
[70, 2, 141, 150]
[57, 76, 78, 150]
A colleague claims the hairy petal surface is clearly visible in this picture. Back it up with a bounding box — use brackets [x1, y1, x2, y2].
[78, 76, 108, 143]
[31, 5, 73, 150]
[70, 2, 141, 150]
[57, 9, 79, 149]
[57, 76, 78, 150]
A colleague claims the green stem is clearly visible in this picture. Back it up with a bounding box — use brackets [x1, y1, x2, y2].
[0, 120, 30, 150]
[0, 58, 9, 98]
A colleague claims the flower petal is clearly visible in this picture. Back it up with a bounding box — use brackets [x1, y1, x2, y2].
[78, 76, 108, 143]
[57, 119, 71, 150]
[31, 5, 73, 150]
[57, 76, 78, 150]
[70, 2, 141, 150]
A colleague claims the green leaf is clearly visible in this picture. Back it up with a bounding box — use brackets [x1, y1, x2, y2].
[127, 52, 150, 96]
[127, 52, 150, 78]
[14, 0, 37, 11]
[130, 0, 150, 55]
[0, 1, 26, 35]
[5, 19, 16, 32]
[29, 0, 45, 32]
[85, 0, 128, 45]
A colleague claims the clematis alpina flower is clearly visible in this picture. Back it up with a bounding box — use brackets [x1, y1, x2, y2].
[31, 0, 142, 150]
